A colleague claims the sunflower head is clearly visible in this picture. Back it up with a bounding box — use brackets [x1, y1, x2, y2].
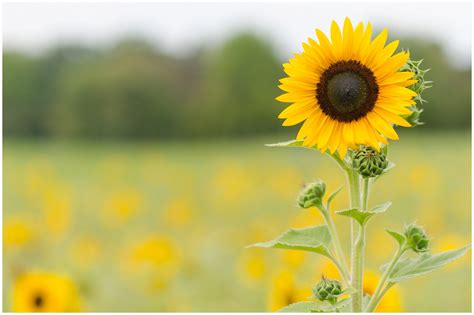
[277, 18, 418, 158]
[12, 271, 81, 312]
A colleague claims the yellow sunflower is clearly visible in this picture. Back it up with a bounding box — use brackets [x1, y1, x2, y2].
[12, 271, 81, 312]
[277, 17, 417, 158]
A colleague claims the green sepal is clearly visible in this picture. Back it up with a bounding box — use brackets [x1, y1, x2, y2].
[385, 229, 406, 246]
[279, 299, 351, 312]
[336, 202, 391, 225]
[385, 245, 471, 282]
[326, 186, 343, 210]
[247, 225, 332, 258]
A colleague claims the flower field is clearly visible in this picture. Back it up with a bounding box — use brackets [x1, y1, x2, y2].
[3, 131, 471, 312]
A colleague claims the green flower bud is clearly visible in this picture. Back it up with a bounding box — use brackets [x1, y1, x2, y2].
[352, 146, 388, 178]
[313, 277, 342, 304]
[404, 223, 429, 253]
[400, 58, 432, 128]
[297, 180, 326, 208]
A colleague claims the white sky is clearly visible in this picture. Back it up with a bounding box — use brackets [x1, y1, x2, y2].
[3, 2, 472, 68]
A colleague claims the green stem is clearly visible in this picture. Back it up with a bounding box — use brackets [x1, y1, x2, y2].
[365, 247, 405, 312]
[347, 170, 361, 312]
[352, 178, 370, 312]
[321, 210, 350, 284]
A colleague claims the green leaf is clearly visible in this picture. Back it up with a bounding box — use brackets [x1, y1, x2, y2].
[388, 245, 471, 282]
[279, 299, 351, 312]
[336, 202, 390, 225]
[247, 225, 332, 258]
[326, 186, 343, 210]
[385, 229, 406, 246]
[370, 201, 392, 213]
[265, 139, 306, 148]
[278, 301, 323, 312]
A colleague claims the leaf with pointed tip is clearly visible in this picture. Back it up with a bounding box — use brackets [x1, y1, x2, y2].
[327, 186, 343, 210]
[385, 229, 406, 246]
[387, 245, 471, 282]
[247, 225, 332, 258]
[279, 299, 351, 312]
[336, 202, 390, 225]
[265, 139, 305, 148]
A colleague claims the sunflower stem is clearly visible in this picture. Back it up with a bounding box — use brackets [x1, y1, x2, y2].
[352, 177, 370, 312]
[365, 247, 405, 312]
[321, 208, 350, 285]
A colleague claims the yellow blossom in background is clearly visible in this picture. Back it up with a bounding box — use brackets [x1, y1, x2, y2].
[238, 251, 267, 284]
[163, 197, 194, 227]
[103, 190, 142, 226]
[211, 162, 254, 204]
[70, 236, 101, 269]
[13, 271, 81, 312]
[364, 271, 403, 312]
[280, 250, 307, 269]
[126, 234, 180, 271]
[42, 190, 71, 240]
[267, 269, 311, 311]
[4, 218, 33, 249]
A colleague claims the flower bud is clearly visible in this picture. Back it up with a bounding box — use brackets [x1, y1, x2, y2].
[313, 277, 342, 304]
[352, 146, 388, 178]
[297, 180, 326, 209]
[404, 223, 429, 253]
[400, 58, 432, 128]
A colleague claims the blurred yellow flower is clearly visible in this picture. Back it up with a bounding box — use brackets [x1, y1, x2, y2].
[12, 271, 81, 312]
[364, 271, 402, 312]
[70, 236, 101, 268]
[42, 191, 71, 240]
[163, 197, 194, 227]
[238, 251, 267, 283]
[127, 234, 180, 270]
[4, 218, 32, 249]
[280, 250, 306, 269]
[103, 190, 142, 226]
[267, 269, 310, 311]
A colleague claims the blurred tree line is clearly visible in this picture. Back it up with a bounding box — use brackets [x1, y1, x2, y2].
[3, 32, 471, 139]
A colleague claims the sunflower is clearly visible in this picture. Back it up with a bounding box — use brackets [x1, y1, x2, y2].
[267, 269, 310, 311]
[12, 271, 81, 312]
[277, 18, 417, 158]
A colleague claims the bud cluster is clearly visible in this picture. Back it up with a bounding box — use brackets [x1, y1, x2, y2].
[297, 180, 326, 209]
[400, 58, 432, 127]
[352, 146, 388, 178]
[313, 277, 342, 304]
[404, 223, 429, 253]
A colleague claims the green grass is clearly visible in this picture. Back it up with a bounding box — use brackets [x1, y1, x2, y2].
[3, 131, 471, 311]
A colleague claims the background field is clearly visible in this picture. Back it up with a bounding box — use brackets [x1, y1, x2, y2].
[4, 131, 471, 312]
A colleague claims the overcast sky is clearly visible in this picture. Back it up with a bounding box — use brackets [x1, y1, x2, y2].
[3, 2, 472, 68]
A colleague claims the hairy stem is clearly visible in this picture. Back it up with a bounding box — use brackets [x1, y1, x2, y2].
[347, 170, 361, 311]
[365, 248, 404, 312]
[321, 210, 350, 284]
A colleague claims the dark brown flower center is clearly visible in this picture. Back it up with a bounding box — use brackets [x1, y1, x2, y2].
[32, 293, 44, 309]
[316, 60, 378, 122]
